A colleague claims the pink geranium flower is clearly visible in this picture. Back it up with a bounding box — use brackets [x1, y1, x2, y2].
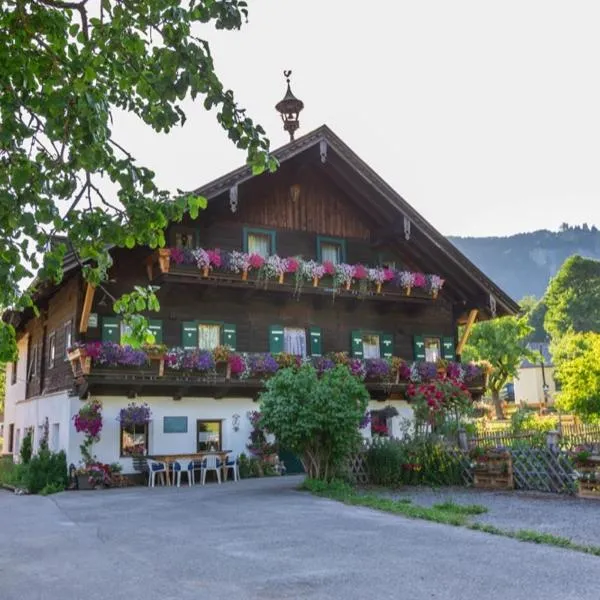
[413, 272, 427, 288]
[353, 264, 367, 280]
[286, 257, 299, 273]
[207, 249, 221, 268]
[249, 253, 265, 269]
[322, 260, 335, 276]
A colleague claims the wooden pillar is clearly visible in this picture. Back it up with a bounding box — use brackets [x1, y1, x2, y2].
[456, 308, 478, 356]
[79, 283, 96, 333]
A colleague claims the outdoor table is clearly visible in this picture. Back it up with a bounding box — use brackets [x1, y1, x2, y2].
[151, 451, 232, 485]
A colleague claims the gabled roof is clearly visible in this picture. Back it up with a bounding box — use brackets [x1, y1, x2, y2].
[194, 125, 519, 317]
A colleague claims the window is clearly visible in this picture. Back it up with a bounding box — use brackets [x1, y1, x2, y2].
[198, 324, 221, 351]
[28, 344, 38, 380]
[48, 332, 56, 369]
[120, 321, 132, 342]
[120, 423, 149, 457]
[175, 230, 195, 249]
[10, 357, 17, 385]
[317, 236, 346, 265]
[370, 412, 389, 438]
[284, 327, 307, 357]
[362, 333, 381, 359]
[64, 321, 72, 360]
[7, 424, 14, 453]
[244, 228, 275, 258]
[197, 420, 222, 452]
[51, 423, 60, 452]
[424, 337, 441, 363]
[14, 429, 20, 455]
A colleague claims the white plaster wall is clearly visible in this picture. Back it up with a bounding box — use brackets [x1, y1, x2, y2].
[79, 396, 258, 473]
[514, 366, 557, 405]
[2, 336, 29, 455]
[361, 400, 415, 441]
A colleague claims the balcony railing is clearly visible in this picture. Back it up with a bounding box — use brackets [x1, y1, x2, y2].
[145, 248, 445, 302]
[68, 343, 487, 399]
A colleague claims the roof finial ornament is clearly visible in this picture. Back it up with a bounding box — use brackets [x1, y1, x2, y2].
[275, 69, 304, 142]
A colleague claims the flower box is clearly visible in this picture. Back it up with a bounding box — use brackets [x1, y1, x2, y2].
[76, 474, 101, 490]
[67, 347, 91, 376]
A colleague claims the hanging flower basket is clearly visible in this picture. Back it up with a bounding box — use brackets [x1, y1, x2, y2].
[118, 402, 152, 427]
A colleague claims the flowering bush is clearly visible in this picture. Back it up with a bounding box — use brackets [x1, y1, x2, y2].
[73, 399, 103, 466]
[228, 353, 246, 375]
[365, 358, 391, 381]
[165, 348, 215, 373]
[407, 376, 472, 432]
[213, 345, 231, 363]
[246, 353, 279, 377]
[118, 402, 152, 427]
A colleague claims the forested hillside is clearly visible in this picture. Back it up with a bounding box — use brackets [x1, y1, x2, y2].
[449, 224, 600, 300]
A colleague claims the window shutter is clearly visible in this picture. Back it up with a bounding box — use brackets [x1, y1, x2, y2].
[309, 327, 323, 357]
[351, 330, 364, 358]
[101, 317, 121, 343]
[380, 333, 394, 358]
[182, 321, 198, 349]
[148, 319, 163, 344]
[223, 324, 237, 351]
[442, 336, 455, 361]
[269, 325, 284, 354]
[413, 335, 426, 361]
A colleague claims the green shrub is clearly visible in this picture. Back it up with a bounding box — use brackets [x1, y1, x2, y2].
[39, 482, 65, 496]
[20, 430, 33, 464]
[365, 440, 405, 487]
[25, 450, 68, 494]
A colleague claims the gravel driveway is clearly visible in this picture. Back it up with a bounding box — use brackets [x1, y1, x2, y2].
[379, 486, 600, 546]
[1, 476, 599, 600]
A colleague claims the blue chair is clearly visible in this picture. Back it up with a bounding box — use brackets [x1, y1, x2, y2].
[172, 458, 194, 487]
[147, 459, 167, 487]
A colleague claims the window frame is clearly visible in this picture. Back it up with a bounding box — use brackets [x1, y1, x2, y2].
[197, 321, 223, 351]
[172, 227, 199, 249]
[361, 331, 381, 359]
[28, 344, 38, 380]
[48, 331, 56, 369]
[243, 227, 276, 256]
[317, 236, 347, 263]
[10, 357, 17, 385]
[63, 320, 72, 361]
[283, 326, 308, 357]
[120, 423, 149, 458]
[422, 334, 442, 363]
[196, 419, 223, 452]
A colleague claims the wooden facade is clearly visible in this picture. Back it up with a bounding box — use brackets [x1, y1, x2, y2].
[8, 125, 519, 401]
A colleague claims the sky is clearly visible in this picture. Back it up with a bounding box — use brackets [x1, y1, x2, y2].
[113, 0, 600, 238]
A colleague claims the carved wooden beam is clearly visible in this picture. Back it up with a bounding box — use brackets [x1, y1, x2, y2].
[456, 308, 478, 355]
[78, 283, 96, 333]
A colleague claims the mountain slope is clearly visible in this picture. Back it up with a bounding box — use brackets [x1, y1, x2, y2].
[448, 226, 600, 301]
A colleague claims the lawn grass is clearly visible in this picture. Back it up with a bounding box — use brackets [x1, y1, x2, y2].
[432, 501, 488, 515]
[302, 479, 600, 558]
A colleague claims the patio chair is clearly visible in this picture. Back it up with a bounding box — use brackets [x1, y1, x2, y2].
[200, 454, 222, 485]
[173, 458, 194, 487]
[147, 459, 167, 487]
[224, 454, 239, 482]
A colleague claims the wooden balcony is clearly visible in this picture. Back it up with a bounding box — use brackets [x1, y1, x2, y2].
[69, 347, 486, 401]
[145, 249, 443, 305]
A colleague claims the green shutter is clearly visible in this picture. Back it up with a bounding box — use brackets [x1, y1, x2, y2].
[223, 324, 237, 351]
[413, 335, 426, 361]
[380, 333, 394, 358]
[182, 321, 198, 349]
[148, 319, 163, 344]
[269, 325, 284, 354]
[309, 327, 323, 357]
[101, 317, 120, 343]
[351, 330, 363, 358]
[442, 336, 455, 361]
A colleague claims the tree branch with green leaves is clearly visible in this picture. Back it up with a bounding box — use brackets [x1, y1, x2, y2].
[0, 0, 277, 359]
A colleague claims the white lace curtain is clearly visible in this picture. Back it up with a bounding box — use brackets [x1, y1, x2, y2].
[284, 328, 306, 357]
[321, 243, 340, 264]
[248, 233, 270, 257]
[362, 334, 380, 359]
[424, 338, 441, 362]
[198, 324, 220, 350]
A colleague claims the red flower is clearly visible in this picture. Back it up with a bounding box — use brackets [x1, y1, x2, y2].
[286, 257, 299, 273]
[353, 264, 367, 280]
[249, 254, 265, 269]
[207, 249, 221, 268]
[322, 260, 335, 276]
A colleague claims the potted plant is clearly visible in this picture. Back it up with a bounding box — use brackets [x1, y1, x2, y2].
[213, 345, 232, 377]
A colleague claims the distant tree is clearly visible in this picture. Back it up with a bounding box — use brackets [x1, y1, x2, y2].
[553, 332, 600, 423]
[260, 365, 369, 481]
[544, 256, 600, 340]
[560, 222, 570, 232]
[519, 296, 548, 343]
[462, 317, 535, 419]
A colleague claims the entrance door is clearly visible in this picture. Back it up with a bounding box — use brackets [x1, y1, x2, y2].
[196, 420, 222, 452]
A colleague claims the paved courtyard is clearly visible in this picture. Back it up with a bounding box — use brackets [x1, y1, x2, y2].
[1, 476, 599, 600]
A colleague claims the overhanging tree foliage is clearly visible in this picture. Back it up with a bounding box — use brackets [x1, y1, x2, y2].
[259, 365, 369, 481]
[462, 317, 535, 419]
[0, 0, 276, 360]
[544, 255, 600, 341]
